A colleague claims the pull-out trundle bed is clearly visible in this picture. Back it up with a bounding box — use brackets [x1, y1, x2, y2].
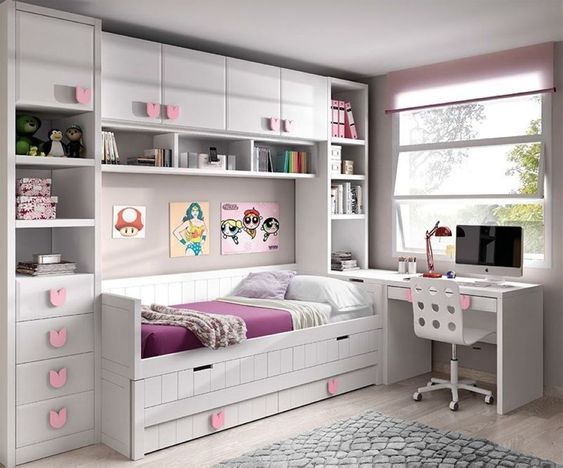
[100, 264, 382, 459]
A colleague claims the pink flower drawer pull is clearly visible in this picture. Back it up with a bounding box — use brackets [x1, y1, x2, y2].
[283, 119, 294, 132]
[49, 368, 67, 389]
[210, 411, 225, 430]
[49, 328, 67, 348]
[49, 288, 66, 307]
[166, 104, 180, 120]
[49, 408, 67, 429]
[75, 86, 91, 105]
[327, 378, 339, 395]
[269, 117, 280, 131]
[146, 102, 160, 118]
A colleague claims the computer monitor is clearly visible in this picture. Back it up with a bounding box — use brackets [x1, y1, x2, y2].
[455, 225, 523, 279]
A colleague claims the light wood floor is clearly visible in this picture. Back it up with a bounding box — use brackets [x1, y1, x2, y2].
[21, 374, 563, 468]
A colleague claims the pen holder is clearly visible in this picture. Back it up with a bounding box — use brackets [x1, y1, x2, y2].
[398, 260, 407, 274]
[408, 260, 417, 274]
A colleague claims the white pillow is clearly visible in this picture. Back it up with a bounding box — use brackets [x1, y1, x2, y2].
[285, 275, 372, 311]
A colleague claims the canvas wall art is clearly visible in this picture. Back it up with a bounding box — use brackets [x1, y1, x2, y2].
[169, 201, 210, 257]
[221, 202, 279, 255]
[112, 206, 146, 239]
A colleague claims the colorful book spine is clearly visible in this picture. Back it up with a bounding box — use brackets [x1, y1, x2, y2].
[338, 100, 346, 138]
[331, 99, 339, 137]
[344, 101, 358, 139]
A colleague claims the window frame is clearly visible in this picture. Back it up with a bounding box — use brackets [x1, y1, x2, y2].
[391, 94, 552, 269]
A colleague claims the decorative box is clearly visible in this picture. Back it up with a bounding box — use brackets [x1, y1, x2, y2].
[198, 153, 227, 170]
[16, 196, 58, 220]
[16, 178, 52, 197]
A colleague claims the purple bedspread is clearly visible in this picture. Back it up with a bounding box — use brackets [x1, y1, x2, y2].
[141, 300, 293, 358]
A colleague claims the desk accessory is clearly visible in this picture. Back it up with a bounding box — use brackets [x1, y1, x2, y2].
[408, 257, 417, 274]
[423, 221, 452, 278]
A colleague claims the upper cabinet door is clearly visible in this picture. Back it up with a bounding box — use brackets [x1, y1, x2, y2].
[281, 69, 328, 140]
[227, 58, 280, 135]
[16, 11, 94, 111]
[162, 45, 226, 130]
[101, 33, 162, 123]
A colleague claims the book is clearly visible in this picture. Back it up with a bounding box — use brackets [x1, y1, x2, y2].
[17, 261, 77, 276]
[331, 99, 339, 137]
[338, 100, 346, 138]
[344, 101, 358, 139]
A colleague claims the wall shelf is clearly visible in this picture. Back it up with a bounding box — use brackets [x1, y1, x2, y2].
[331, 214, 366, 220]
[330, 174, 366, 181]
[101, 164, 315, 179]
[331, 137, 366, 147]
[16, 155, 96, 169]
[15, 218, 96, 228]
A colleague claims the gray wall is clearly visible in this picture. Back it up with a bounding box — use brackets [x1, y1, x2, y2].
[102, 174, 295, 279]
[367, 44, 563, 389]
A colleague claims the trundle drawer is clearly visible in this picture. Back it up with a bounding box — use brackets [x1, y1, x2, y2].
[16, 390, 94, 448]
[17, 274, 94, 321]
[17, 353, 94, 405]
[17, 313, 94, 364]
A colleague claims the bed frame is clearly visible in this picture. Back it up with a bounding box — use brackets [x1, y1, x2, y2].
[100, 264, 383, 459]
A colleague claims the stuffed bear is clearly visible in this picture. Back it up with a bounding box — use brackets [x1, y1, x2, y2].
[16, 115, 43, 155]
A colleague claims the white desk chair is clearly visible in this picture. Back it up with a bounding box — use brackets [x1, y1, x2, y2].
[409, 277, 495, 411]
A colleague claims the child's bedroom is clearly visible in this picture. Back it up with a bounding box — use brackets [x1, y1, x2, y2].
[0, 0, 562, 467]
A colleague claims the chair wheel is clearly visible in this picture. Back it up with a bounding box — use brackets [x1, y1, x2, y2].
[449, 401, 459, 411]
[426, 381, 434, 387]
[485, 395, 495, 405]
[413, 392, 422, 402]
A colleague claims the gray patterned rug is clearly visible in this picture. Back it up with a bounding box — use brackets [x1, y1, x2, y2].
[218, 410, 558, 467]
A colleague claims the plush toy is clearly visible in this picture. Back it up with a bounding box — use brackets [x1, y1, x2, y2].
[15, 115, 43, 155]
[42, 129, 66, 157]
[65, 125, 85, 158]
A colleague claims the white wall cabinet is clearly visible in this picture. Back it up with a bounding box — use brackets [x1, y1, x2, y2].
[226, 58, 281, 136]
[16, 10, 94, 110]
[162, 45, 226, 130]
[281, 69, 328, 140]
[102, 33, 162, 123]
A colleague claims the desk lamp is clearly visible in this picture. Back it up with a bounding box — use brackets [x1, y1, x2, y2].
[423, 221, 452, 278]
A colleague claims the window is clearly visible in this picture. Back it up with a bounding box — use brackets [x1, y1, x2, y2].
[393, 94, 549, 266]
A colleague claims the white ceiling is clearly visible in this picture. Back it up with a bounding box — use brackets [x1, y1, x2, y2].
[25, 0, 563, 79]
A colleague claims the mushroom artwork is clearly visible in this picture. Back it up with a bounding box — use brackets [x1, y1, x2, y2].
[113, 206, 146, 238]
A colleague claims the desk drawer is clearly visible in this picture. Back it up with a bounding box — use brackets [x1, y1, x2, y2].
[388, 285, 409, 301]
[17, 353, 94, 405]
[17, 274, 94, 322]
[17, 314, 94, 364]
[16, 390, 94, 448]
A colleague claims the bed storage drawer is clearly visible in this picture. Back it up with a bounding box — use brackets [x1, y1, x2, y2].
[16, 274, 94, 321]
[17, 313, 94, 364]
[17, 352, 94, 405]
[16, 390, 94, 448]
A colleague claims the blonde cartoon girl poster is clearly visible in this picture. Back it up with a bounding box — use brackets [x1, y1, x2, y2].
[169, 202, 210, 257]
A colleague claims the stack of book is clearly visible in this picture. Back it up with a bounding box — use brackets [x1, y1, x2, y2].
[254, 146, 274, 172]
[331, 251, 359, 271]
[17, 261, 77, 276]
[128, 148, 173, 167]
[330, 183, 363, 215]
[281, 150, 308, 174]
[102, 131, 120, 164]
[330, 100, 358, 139]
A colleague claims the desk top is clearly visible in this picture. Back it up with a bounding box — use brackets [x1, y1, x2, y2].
[331, 269, 541, 298]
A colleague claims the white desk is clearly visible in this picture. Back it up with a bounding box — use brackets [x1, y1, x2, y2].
[332, 269, 543, 415]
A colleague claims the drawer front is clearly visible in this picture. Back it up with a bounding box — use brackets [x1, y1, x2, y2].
[17, 390, 94, 448]
[17, 274, 94, 321]
[17, 353, 94, 405]
[17, 314, 94, 364]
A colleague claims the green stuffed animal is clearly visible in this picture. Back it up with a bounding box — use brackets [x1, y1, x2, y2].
[16, 115, 43, 155]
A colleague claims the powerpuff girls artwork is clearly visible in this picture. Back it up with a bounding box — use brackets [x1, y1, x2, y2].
[220, 202, 280, 255]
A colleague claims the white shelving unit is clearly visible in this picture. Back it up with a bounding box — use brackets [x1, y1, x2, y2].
[15, 219, 96, 229]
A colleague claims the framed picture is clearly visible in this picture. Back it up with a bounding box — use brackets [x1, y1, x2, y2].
[112, 206, 146, 239]
[169, 201, 210, 257]
[221, 202, 279, 255]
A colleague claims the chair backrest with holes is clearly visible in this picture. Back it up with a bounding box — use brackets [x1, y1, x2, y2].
[410, 278, 465, 345]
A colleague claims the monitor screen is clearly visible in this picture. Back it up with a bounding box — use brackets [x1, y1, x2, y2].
[455, 225, 522, 268]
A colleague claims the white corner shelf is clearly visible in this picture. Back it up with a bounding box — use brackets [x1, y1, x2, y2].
[15, 218, 96, 228]
[331, 214, 366, 220]
[101, 164, 315, 179]
[331, 137, 366, 147]
[330, 174, 366, 181]
[16, 155, 96, 169]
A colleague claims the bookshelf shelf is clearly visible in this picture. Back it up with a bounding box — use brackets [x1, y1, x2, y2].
[101, 164, 315, 179]
[331, 137, 365, 147]
[330, 174, 366, 181]
[16, 155, 96, 169]
[15, 218, 96, 229]
[331, 214, 366, 221]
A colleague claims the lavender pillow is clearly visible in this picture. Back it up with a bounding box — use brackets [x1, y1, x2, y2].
[232, 270, 296, 300]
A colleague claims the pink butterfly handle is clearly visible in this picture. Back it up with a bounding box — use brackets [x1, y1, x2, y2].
[49, 288, 66, 307]
[49, 368, 67, 389]
[327, 378, 339, 395]
[75, 86, 91, 105]
[49, 328, 67, 348]
[49, 407, 67, 429]
[146, 102, 160, 118]
[460, 295, 471, 310]
[269, 117, 280, 131]
[166, 104, 180, 120]
[211, 411, 225, 430]
[283, 119, 294, 132]
[405, 289, 413, 303]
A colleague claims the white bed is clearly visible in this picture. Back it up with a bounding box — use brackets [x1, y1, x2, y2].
[100, 264, 382, 459]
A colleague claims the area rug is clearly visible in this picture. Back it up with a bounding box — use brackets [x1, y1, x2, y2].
[217, 410, 558, 467]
